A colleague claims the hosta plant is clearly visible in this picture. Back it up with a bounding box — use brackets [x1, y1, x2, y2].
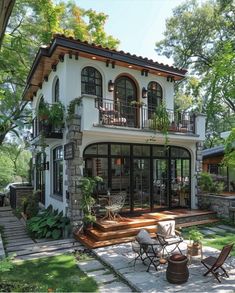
[26, 205, 70, 240]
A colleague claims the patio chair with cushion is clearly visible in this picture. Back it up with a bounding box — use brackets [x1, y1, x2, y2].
[201, 243, 234, 283]
[156, 220, 183, 257]
[135, 229, 162, 272]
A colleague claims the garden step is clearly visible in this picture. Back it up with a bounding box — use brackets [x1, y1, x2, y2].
[86, 225, 157, 241]
[177, 219, 219, 228]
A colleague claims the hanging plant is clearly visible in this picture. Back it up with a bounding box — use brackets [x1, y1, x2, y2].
[149, 103, 170, 146]
[67, 97, 81, 119]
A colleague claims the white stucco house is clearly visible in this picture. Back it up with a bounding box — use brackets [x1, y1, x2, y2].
[23, 34, 205, 225]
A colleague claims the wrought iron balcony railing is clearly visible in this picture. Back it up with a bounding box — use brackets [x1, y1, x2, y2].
[32, 116, 63, 140]
[95, 98, 195, 134]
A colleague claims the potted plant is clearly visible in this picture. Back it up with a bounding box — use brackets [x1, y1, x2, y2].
[188, 228, 203, 255]
[49, 101, 65, 129]
[38, 101, 50, 120]
[79, 176, 103, 231]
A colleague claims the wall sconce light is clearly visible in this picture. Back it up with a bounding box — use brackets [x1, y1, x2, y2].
[142, 87, 148, 98]
[108, 80, 114, 92]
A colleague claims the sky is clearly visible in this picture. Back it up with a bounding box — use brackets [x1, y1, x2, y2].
[76, 0, 186, 66]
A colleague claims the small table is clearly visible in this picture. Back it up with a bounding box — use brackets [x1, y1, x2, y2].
[187, 242, 203, 264]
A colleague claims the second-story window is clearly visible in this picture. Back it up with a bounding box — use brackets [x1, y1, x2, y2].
[147, 81, 162, 118]
[53, 146, 63, 196]
[54, 78, 60, 102]
[81, 66, 102, 97]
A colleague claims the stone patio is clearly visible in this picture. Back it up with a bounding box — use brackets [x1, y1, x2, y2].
[94, 241, 235, 292]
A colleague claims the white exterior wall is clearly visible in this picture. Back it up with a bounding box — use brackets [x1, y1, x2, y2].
[32, 54, 203, 213]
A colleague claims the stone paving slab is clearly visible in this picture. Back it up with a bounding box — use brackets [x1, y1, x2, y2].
[87, 269, 109, 277]
[77, 259, 105, 272]
[218, 225, 235, 233]
[99, 281, 133, 292]
[199, 229, 216, 236]
[206, 227, 227, 234]
[89, 273, 117, 284]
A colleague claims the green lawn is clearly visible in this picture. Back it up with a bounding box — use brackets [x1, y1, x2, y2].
[0, 254, 98, 292]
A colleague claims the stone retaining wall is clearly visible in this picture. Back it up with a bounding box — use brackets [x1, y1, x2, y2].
[197, 193, 235, 219]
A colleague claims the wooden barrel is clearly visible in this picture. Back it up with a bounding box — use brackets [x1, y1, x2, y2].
[166, 254, 189, 284]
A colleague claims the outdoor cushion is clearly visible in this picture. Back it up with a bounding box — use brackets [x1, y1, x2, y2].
[162, 236, 181, 245]
[157, 220, 176, 237]
[136, 229, 154, 244]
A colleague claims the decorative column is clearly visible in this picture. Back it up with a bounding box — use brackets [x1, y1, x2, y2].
[65, 114, 83, 228]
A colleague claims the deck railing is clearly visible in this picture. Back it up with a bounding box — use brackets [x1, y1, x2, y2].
[95, 98, 195, 134]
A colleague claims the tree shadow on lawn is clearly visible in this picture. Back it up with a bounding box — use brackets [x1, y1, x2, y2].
[0, 254, 98, 292]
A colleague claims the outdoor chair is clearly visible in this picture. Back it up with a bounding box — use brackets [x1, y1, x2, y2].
[156, 220, 183, 257]
[134, 229, 162, 272]
[104, 191, 126, 220]
[201, 243, 234, 283]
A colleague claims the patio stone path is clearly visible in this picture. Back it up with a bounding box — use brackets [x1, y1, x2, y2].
[77, 258, 133, 292]
[94, 235, 235, 292]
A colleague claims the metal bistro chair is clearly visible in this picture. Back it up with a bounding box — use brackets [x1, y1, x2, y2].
[133, 229, 162, 272]
[104, 191, 126, 220]
[156, 220, 183, 257]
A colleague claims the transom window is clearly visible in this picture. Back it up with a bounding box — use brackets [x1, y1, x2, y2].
[53, 146, 63, 196]
[147, 81, 162, 118]
[81, 66, 102, 97]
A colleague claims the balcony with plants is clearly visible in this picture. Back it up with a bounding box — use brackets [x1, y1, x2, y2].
[91, 97, 196, 135]
[32, 101, 65, 140]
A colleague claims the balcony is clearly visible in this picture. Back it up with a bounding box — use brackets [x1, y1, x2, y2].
[32, 116, 63, 140]
[94, 98, 195, 134]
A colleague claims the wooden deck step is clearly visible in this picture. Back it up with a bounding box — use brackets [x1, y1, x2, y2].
[177, 218, 219, 228]
[86, 225, 157, 241]
[94, 217, 157, 232]
[75, 217, 219, 249]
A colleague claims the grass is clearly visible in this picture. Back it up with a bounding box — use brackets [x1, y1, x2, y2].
[0, 254, 98, 292]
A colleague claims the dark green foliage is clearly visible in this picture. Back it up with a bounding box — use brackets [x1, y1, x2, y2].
[0, 280, 37, 292]
[21, 190, 40, 219]
[0, 256, 14, 273]
[26, 205, 70, 240]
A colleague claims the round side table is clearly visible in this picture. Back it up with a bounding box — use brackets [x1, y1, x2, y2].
[166, 254, 189, 284]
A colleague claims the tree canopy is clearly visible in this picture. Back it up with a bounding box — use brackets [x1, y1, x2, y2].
[156, 0, 235, 147]
[0, 0, 119, 145]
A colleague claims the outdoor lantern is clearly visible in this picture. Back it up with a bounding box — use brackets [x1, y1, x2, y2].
[108, 80, 114, 92]
[142, 87, 148, 98]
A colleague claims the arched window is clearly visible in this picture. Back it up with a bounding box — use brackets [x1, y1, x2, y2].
[54, 78, 60, 102]
[81, 66, 102, 97]
[53, 146, 63, 196]
[114, 76, 137, 127]
[147, 81, 162, 118]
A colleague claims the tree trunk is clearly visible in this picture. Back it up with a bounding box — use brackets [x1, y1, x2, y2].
[0, 0, 16, 48]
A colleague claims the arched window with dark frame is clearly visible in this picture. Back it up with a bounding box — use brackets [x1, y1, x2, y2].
[53, 146, 63, 196]
[54, 78, 60, 102]
[81, 66, 102, 97]
[114, 76, 137, 127]
[147, 81, 163, 118]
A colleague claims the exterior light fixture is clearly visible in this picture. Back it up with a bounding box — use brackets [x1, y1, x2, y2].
[142, 87, 148, 99]
[92, 56, 97, 60]
[128, 65, 133, 68]
[108, 80, 114, 92]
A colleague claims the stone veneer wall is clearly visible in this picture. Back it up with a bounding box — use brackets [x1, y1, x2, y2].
[65, 115, 83, 228]
[197, 193, 235, 219]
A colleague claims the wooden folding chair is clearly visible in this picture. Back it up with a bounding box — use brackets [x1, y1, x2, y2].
[201, 243, 234, 283]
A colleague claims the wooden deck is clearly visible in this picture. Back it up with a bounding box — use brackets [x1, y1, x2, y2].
[75, 209, 219, 249]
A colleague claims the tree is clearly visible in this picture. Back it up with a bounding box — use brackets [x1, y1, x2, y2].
[155, 0, 235, 146]
[0, 0, 119, 145]
[0, 141, 31, 186]
[0, 0, 15, 48]
[223, 128, 235, 167]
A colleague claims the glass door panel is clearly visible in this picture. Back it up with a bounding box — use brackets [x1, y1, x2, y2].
[133, 159, 150, 211]
[170, 159, 190, 207]
[111, 157, 130, 210]
[152, 159, 168, 208]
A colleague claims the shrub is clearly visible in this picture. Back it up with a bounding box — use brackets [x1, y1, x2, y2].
[20, 190, 40, 219]
[198, 172, 225, 194]
[0, 280, 37, 292]
[26, 205, 70, 240]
